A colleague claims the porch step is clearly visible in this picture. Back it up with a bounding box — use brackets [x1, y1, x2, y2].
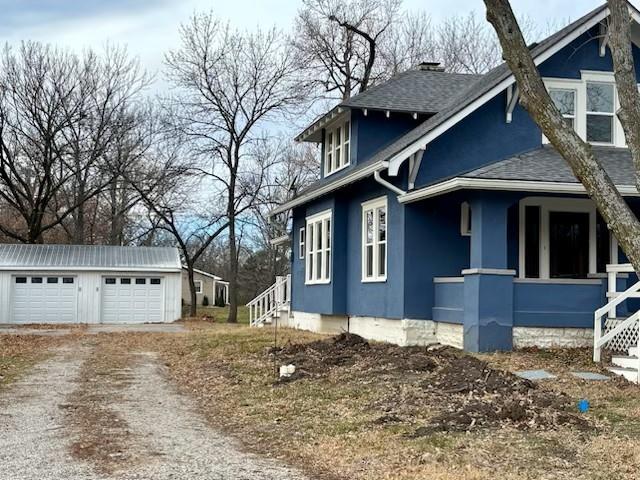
[608, 366, 639, 383]
[611, 355, 640, 369]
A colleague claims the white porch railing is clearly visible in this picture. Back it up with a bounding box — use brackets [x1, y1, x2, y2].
[247, 274, 291, 327]
[594, 263, 640, 362]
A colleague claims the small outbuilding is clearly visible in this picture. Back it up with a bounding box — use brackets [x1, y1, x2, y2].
[181, 267, 229, 307]
[0, 244, 182, 324]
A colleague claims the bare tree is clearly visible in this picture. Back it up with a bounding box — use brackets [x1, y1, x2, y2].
[293, 0, 408, 100]
[128, 135, 229, 317]
[165, 13, 307, 323]
[58, 46, 150, 244]
[0, 42, 149, 244]
[483, 0, 640, 273]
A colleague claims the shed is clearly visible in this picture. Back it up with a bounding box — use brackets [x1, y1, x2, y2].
[0, 244, 182, 324]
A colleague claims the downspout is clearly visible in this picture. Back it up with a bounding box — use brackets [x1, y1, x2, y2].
[374, 162, 406, 196]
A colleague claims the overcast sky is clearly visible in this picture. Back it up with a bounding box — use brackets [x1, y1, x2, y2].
[0, 0, 622, 92]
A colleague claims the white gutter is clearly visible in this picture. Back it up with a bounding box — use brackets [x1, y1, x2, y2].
[399, 177, 640, 204]
[374, 166, 406, 196]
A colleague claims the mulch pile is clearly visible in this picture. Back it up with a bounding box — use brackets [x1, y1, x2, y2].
[269, 332, 591, 434]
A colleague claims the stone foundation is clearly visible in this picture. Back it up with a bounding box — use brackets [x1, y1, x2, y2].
[512, 327, 593, 348]
[288, 311, 463, 348]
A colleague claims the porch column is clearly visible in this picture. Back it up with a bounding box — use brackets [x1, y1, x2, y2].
[463, 195, 516, 352]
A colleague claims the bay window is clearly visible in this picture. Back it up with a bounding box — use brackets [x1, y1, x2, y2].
[305, 210, 332, 284]
[362, 197, 387, 282]
[324, 120, 351, 175]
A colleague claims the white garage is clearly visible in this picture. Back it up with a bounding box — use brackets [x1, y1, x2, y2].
[0, 244, 182, 324]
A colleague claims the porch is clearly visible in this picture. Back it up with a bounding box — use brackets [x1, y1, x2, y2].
[426, 191, 628, 352]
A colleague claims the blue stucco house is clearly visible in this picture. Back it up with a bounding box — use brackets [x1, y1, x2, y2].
[266, 3, 640, 354]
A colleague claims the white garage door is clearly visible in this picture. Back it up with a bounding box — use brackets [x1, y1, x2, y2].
[12, 275, 77, 324]
[101, 276, 164, 323]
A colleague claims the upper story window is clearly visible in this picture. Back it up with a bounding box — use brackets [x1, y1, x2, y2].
[362, 197, 387, 282]
[305, 209, 332, 284]
[586, 82, 614, 144]
[325, 120, 350, 176]
[544, 71, 625, 147]
[549, 88, 576, 128]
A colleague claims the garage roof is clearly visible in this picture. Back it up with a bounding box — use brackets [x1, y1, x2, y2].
[0, 244, 182, 272]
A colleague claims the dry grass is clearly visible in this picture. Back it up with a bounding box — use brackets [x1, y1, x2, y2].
[5, 326, 640, 479]
[132, 324, 640, 480]
[65, 336, 142, 474]
[0, 333, 81, 389]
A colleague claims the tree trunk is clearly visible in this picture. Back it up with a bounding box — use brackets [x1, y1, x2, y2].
[227, 204, 238, 323]
[483, 0, 640, 274]
[186, 263, 198, 317]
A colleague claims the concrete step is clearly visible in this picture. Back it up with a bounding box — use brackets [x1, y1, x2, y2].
[608, 366, 639, 383]
[612, 355, 640, 369]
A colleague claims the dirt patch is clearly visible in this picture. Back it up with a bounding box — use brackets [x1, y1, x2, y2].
[272, 333, 589, 433]
[64, 338, 140, 474]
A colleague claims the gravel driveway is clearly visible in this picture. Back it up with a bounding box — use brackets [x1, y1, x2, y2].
[0, 341, 309, 480]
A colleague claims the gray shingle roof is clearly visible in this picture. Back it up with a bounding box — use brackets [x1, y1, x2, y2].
[340, 69, 481, 114]
[365, 3, 610, 168]
[0, 244, 181, 271]
[462, 145, 635, 186]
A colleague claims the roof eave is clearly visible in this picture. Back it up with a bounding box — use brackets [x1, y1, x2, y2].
[399, 177, 640, 203]
[269, 160, 385, 217]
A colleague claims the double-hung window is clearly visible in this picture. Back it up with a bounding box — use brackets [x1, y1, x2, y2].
[305, 210, 332, 284]
[299, 227, 305, 259]
[324, 120, 351, 175]
[362, 197, 387, 282]
[549, 88, 576, 128]
[586, 82, 615, 144]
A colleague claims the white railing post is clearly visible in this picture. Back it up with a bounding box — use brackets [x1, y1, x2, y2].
[594, 312, 602, 362]
[246, 274, 293, 327]
[608, 269, 617, 319]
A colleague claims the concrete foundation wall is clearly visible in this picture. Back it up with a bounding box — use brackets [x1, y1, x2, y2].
[289, 311, 464, 348]
[289, 311, 593, 350]
[513, 327, 594, 348]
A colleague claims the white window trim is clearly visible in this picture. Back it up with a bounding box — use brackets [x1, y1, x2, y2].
[324, 119, 351, 177]
[460, 201, 471, 236]
[194, 280, 203, 294]
[299, 227, 305, 259]
[305, 209, 332, 285]
[542, 71, 626, 147]
[518, 197, 613, 280]
[361, 196, 388, 283]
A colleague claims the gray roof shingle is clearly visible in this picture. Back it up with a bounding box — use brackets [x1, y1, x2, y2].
[340, 69, 481, 114]
[462, 145, 635, 186]
[0, 244, 182, 271]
